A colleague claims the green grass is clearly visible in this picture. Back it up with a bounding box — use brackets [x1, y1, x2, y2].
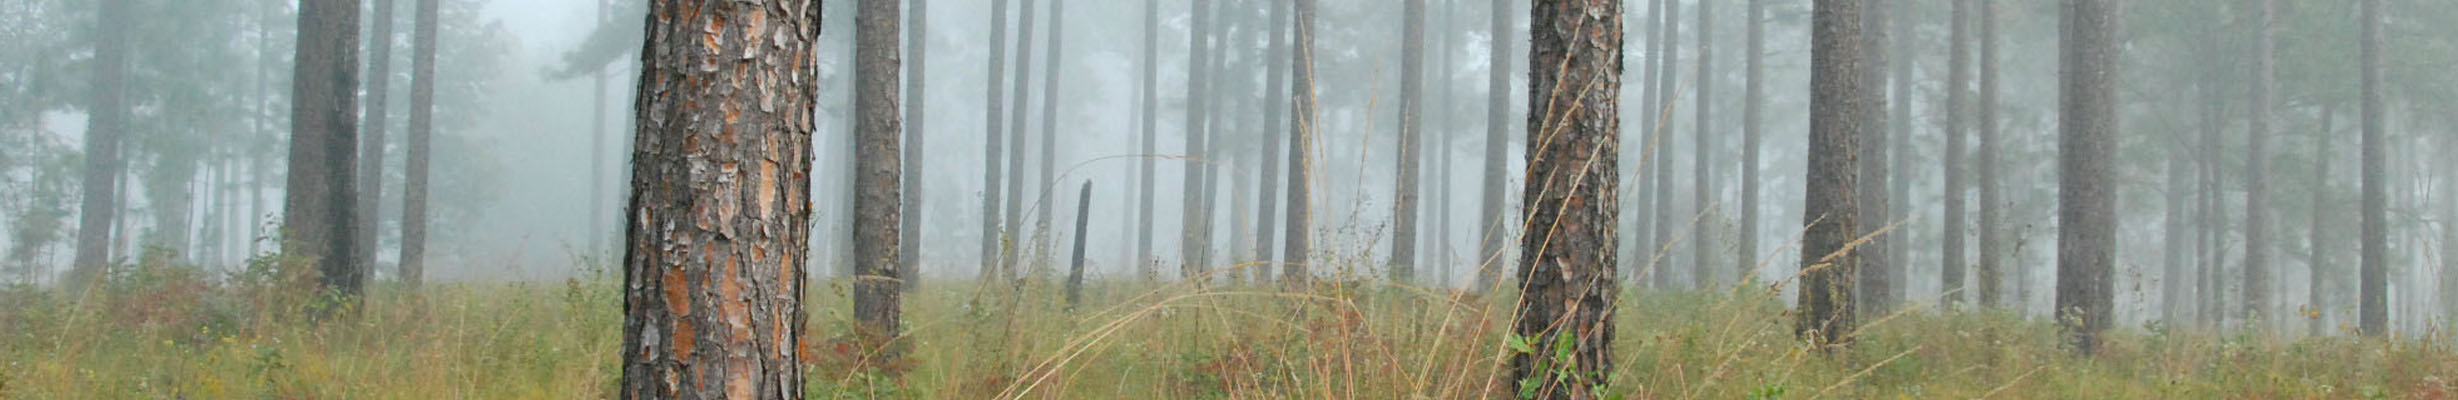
[4, 262, 2455, 399]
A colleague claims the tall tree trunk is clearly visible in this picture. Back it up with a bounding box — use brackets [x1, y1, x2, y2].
[2056, 0, 2117, 355]
[1855, 0, 1892, 314]
[981, 0, 1009, 280]
[1649, 0, 1680, 289]
[1476, 0, 1511, 291]
[1035, 0, 1063, 278]
[400, 0, 437, 287]
[2358, 0, 2387, 336]
[900, 0, 927, 292]
[1002, 0, 1038, 282]
[1136, 0, 1158, 281]
[1253, 0, 1289, 281]
[1689, 0, 1715, 287]
[2309, 104, 2334, 336]
[1942, 0, 1971, 307]
[1283, 0, 1317, 286]
[2242, 0, 2275, 326]
[1738, 0, 1764, 285]
[618, 1, 826, 395]
[358, 0, 398, 271]
[1065, 182, 1092, 309]
[1182, 0, 1212, 282]
[1799, 0, 1864, 347]
[1518, 1, 1621, 397]
[287, 0, 364, 302]
[589, 0, 610, 265]
[1392, 0, 1425, 284]
[1628, 0, 1661, 287]
[2195, 37, 2225, 328]
[853, 0, 906, 355]
[1434, 0, 1456, 287]
[1976, 0, 2003, 309]
[69, 0, 131, 290]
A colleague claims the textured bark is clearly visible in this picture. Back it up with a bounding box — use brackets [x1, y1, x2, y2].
[618, 0, 825, 397]
[2309, 105, 2333, 336]
[401, 0, 437, 287]
[980, 0, 1008, 280]
[1001, 0, 1037, 282]
[1854, 0, 1892, 314]
[1136, 0, 1157, 280]
[1065, 182, 1091, 310]
[2242, 0, 2275, 325]
[287, 0, 365, 301]
[69, 0, 131, 289]
[1253, 0, 1288, 277]
[2358, 0, 2386, 336]
[854, 0, 905, 352]
[1942, 0, 1970, 307]
[1738, 0, 1764, 284]
[1392, 0, 1424, 284]
[1975, 0, 2002, 309]
[1689, 0, 1715, 287]
[1476, 0, 1511, 291]
[1034, 0, 1063, 278]
[1282, 0, 1317, 285]
[2056, 0, 2116, 355]
[899, 0, 926, 292]
[358, 0, 399, 270]
[1182, 0, 1212, 281]
[1518, 1, 1620, 397]
[1799, 0, 1864, 347]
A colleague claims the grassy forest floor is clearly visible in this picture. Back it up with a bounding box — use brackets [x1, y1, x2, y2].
[4, 261, 2457, 399]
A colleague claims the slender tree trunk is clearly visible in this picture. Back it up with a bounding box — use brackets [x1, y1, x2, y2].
[588, 0, 610, 266]
[1738, 0, 1764, 285]
[1066, 182, 1092, 309]
[2309, 104, 2334, 336]
[1941, 0, 1971, 307]
[1855, 0, 1893, 314]
[1799, 0, 1864, 347]
[1689, 0, 1715, 287]
[1182, 0, 1213, 282]
[358, 0, 397, 272]
[2242, 0, 2275, 326]
[1035, 0, 1063, 278]
[287, 0, 364, 302]
[1136, 0, 1157, 281]
[618, 1, 825, 395]
[1476, 0, 1511, 291]
[1283, 0, 1317, 286]
[2195, 40, 2225, 328]
[1649, 0, 1680, 290]
[2056, 0, 2117, 355]
[2358, 0, 2387, 336]
[1976, 0, 2003, 309]
[69, 0, 131, 290]
[900, 0, 927, 292]
[981, 0, 1009, 280]
[1435, 0, 1456, 287]
[1392, 0, 1425, 284]
[1253, 0, 1289, 280]
[1629, 0, 1662, 288]
[1518, 1, 1621, 396]
[400, 0, 437, 287]
[1002, 0, 1038, 282]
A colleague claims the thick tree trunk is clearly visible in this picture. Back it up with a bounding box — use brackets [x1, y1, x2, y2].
[1136, 0, 1158, 281]
[287, 0, 364, 302]
[68, 0, 132, 290]
[1518, 1, 1621, 397]
[900, 0, 927, 292]
[400, 0, 437, 287]
[981, 0, 1009, 280]
[1002, 0, 1038, 282]
[2056, 0, 2117, 355]
[1854, 0, 1892, 314]
[617, 0, 825, 397]
[1392, 0, 1424, 284]
[1689, 0, 1715, 287]
[1799, 0, 1864, 347]
[1976, 0, 2003, 309]
[853, 0, 906, 353]
[1738, 0, 1764, 285]
[358, 0, 398, 271]
[2242, 0, 2275, 326]
[1476, 0, 1511, 291]
[2358, 0, 2387, 336]
[1942, 0, 1971, 307]
[1282, 0, 1317, 286]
